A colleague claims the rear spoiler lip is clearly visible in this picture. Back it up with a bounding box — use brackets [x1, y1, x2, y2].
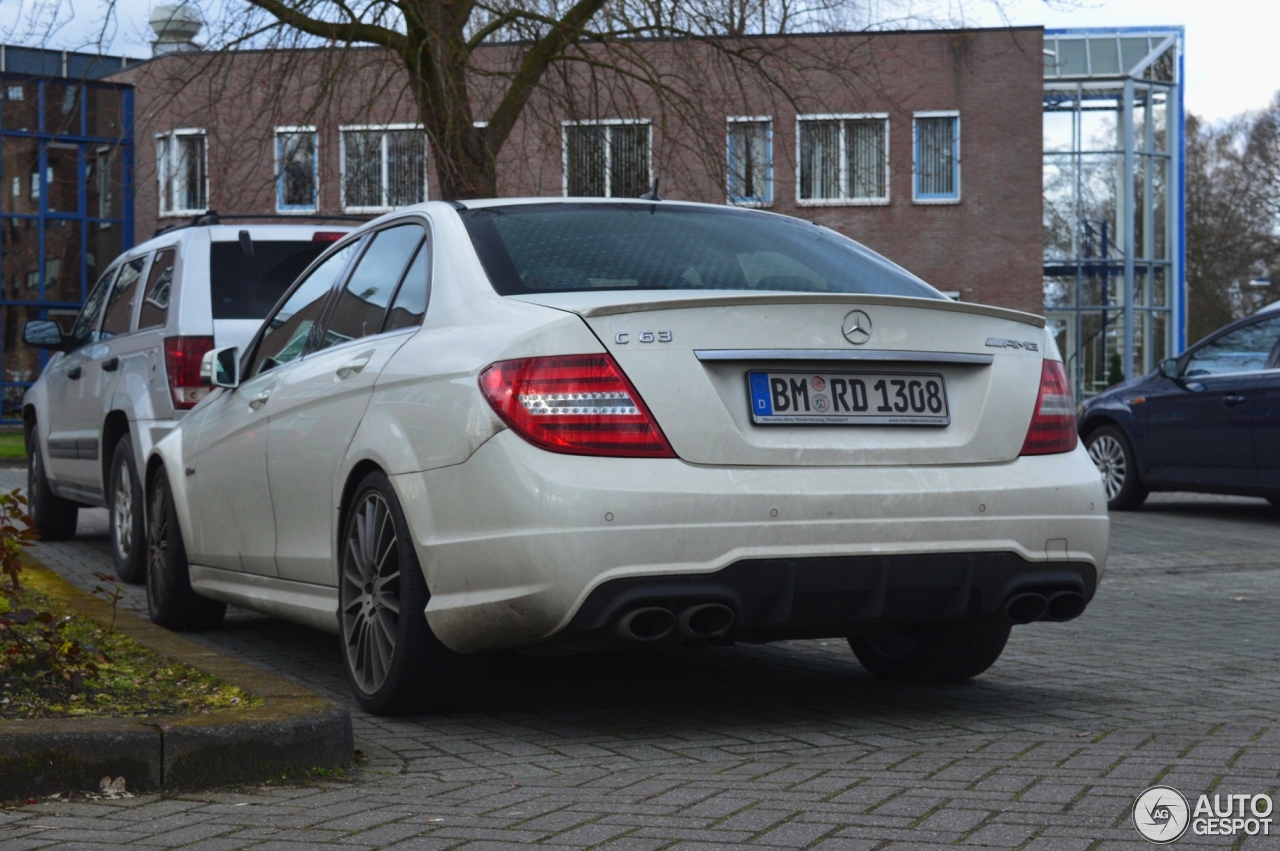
[507, 291, 1047, 328]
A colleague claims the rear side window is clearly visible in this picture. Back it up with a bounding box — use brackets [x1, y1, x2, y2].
[138, 248, 176, 330]
[209, 240, 332, 320]
[247, 240, 360, 377]
[316, 224, 423, 351]
[384, 244, 429, 331]
[461, 203, 944, 299]
[100, 257, 146, 338]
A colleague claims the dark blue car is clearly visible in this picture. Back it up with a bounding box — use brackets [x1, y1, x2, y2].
[1079, 303, 1280, 509]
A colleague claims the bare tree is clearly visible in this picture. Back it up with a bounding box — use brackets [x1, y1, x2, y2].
[1184, 103, 1280, 342]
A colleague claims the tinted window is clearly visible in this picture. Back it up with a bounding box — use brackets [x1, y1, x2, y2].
[70, 268, 115, 347]
[317, 224, 422, 350]
[209, 239, 331, 320]
[461, 203, 944, 299]
[247, 240, 360, 377]
[138, 248, 175, 330]
[1185, 316, 1280, 377]
[100, 257, 146, 338]
[384, 244, 429, 331]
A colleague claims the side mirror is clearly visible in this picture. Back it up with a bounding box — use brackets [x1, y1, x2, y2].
[22, 319, 69, 351]
[1157, 357, 1180, 379]
[200, 346, 240, 389]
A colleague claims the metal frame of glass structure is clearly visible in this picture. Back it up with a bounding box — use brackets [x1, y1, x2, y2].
[0, 72, 134, 421]
[1043, 27, 1185, 399]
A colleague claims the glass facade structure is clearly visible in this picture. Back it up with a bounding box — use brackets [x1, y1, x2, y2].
[1043, 28, 1184, 399]
[0, 61, 133, 420]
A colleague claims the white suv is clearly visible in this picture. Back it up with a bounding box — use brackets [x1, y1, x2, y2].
[22, 216, 352, 582]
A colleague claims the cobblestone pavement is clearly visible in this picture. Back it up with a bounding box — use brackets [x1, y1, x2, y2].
[1, 465, 1278, 849]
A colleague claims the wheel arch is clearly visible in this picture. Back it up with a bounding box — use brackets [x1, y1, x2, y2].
[335, 459, 389, 581]
[101, 410, 131, 488]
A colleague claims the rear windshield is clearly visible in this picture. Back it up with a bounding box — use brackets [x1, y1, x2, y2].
[209, 240, 331, 319]
[460, 203, 944, 299]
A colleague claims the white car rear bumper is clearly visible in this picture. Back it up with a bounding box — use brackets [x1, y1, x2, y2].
[394, 431, 1109, 653]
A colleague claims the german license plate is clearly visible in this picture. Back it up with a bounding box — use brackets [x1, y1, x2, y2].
[748, 371, 950, 425]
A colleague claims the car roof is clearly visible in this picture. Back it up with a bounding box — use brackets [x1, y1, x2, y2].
[1255, 299, 1280, 314]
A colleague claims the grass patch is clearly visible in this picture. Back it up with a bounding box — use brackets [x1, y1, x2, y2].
[1, 584, 259, 720]
[0, 433, 25, 461]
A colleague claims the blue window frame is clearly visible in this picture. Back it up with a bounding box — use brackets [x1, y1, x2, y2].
[0, 74, 134, 421]
[276, 127, 318, 213]
[913, 112, 960, 202]
[727, 118, 772, 205]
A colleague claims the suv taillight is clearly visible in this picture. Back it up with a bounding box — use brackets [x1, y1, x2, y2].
[1020, 359, 1078, 456]
[164, 336, 215, 410]
[480, 355, 675, 457]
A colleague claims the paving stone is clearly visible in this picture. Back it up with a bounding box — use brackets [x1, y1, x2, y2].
[6, 478, 1280, 848]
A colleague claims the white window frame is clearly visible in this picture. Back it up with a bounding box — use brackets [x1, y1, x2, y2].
[561, 118, 653, 198]
[795, 113, 890, 207]
[155, 128, 208, 217]
[912, 110, 961, 205]
[339, 123, 429, 214]
[726, 115, 773, 207]
[275, 125, 319, 214]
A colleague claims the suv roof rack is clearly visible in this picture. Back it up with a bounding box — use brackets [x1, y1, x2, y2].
[154, 210, 373, 237]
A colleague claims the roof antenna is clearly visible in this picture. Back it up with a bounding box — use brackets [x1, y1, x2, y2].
[639, 178, 662, 201]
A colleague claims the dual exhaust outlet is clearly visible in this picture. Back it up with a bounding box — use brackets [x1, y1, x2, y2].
[1002, 590, 1087, 624]
[615, 603, 735, 643]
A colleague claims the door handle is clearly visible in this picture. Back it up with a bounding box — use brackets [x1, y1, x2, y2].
[248, 388, 272, 410]
[336, 353, 373, 380]
[101, 357, 120, 372]
[1223, 394, 1247, 406]
[68, 366, 82, 380]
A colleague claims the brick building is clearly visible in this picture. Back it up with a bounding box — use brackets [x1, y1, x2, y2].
[110, 26, 1045, 312]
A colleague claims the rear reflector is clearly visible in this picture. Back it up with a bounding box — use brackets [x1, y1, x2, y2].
[1020, 359, 1078, 455]
[312, 231, 345, 242]
[163, 336, 215, 410]
[480, 355, 675, 457]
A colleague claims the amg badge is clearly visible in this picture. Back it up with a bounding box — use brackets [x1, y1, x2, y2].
[985, 337, 1039, 351]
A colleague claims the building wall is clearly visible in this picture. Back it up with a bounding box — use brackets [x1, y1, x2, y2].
[113, 26, 1044, 312]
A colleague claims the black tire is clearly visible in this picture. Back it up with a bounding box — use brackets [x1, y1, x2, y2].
[1085, 424, 1149, 510]
[339, 470, 475, 715]
[147, 470, 225, 631]
[108, 436, 146, 584]
[26, 431, 78, 540]
[849, 626, 1012, 683]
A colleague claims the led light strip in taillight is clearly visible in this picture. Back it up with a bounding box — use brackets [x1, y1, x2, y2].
[480, 355, 675, 457]
[1020, 359, 1079, 456]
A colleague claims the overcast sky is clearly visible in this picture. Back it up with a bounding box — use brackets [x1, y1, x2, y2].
[1, 0, 1276, 122]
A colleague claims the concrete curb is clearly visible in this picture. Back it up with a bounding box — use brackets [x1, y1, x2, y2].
[0, 556, 353, 800]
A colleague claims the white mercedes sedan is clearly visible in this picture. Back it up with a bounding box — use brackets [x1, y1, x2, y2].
[145, 199, 1108, 715]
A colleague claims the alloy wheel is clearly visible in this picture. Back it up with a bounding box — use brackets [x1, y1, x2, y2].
[113, 461, 134, 562]
[341, 492, 402, 697]
[1087, 433, 1126, 500]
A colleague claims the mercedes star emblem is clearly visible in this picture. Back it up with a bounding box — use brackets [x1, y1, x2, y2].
[842, 309, 873, 345]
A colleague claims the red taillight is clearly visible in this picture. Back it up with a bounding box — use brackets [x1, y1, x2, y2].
[479, 355, 675, 458]
[163, 336, 215, 410]
[1020, 359, 1078, 456]
[312, 231, 345, 242]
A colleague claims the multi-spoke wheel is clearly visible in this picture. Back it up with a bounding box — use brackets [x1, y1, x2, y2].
[25, 428, 78, 540]
[146, 470, 225, 631]
[109, 436, 146, 584]
[849, 626, 1011, 683]
[339, 470, 468, 715]
[1085, 424, 1148, 510]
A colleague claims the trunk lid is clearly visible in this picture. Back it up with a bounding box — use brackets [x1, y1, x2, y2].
[512, 291, 1048, 466]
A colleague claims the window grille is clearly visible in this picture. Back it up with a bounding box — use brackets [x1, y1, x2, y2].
[797, 116, 887, 203]
[342, 127, 427, 212]
[563, 121, 650, 198]
[914, 114, 960, 201]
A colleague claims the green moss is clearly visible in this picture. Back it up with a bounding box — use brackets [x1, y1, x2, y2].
[1, 586, 260, 720]
[0, 433, 25, 461]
